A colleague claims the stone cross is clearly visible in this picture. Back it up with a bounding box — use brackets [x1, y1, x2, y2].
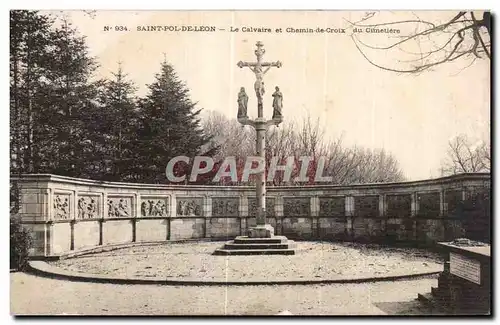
[237, 41, 282, 117]
[236, 41, 283, 237]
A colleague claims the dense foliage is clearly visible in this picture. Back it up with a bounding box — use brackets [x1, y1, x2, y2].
[10, 215, 33, 270]
[10, 10, 216, 184]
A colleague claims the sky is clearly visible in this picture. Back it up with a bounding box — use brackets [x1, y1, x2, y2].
[53, 10, 490, 181]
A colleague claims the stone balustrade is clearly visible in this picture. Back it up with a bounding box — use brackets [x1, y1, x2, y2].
[11, 173, 490, 257]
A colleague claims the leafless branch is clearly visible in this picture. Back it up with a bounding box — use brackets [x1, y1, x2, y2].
[348, 11, 490, 74]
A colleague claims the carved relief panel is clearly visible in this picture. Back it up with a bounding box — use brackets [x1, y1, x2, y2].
[354, 195, 379, 218]
[212, 198, 239, 217]
[417, 192, 440, 217]
[77, 195, 100, 219]
[284, 198, 310, 216]
[445, 189, 463, 216]
[319, 196, 345, 217]
[140, 197, 169, 217]
[107, 197, 133, 218]
[248, 197, 275, 217]
[53, 193, 71, 220]
[176, 197, 203, 217]
[386, 194, 411, 218]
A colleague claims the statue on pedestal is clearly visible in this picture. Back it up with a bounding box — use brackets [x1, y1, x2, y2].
[272, 86, 283, 119]
[237, 87, 248, 119]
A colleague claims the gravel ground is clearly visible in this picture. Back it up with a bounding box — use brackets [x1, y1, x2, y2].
[51, 241, 443, 281]
[11, 272, 443, 315]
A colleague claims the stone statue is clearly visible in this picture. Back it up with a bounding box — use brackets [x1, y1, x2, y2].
[272, 86, 283, 119]
[78, 198, 86, 219]
[178, 200, 187, 215]
[252, 66, 269, 104]
[87, 199, 96, 218]
[237, 87, 248, 118]
[108, 200, 114, 217]
[118, 199, 129, 216]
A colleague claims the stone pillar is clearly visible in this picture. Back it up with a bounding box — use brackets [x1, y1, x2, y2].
[239, 195, 248, 235]
[310, 196, 320, 238]
[411, 192, 419, 217]
[255, 121, 266, 226]
[378, 194, 385, 217]
[378, 194, 386, 233]
[170, 195, 177, 218]
[345, 195, 354, 239]
[132, 194, 138, 242]
[69, 189, 76, 252]
[440, 190, 446, 217]
[462, 188, 468, 201]
[168, 195, 177, 240]
[276, 196, 284, 235]
[204, 195, 212, 238]
[69, 219, 75, 251]
[412, 192, 418, 241]
[100, 192, 107, 245]
[247, 119, 274, 238]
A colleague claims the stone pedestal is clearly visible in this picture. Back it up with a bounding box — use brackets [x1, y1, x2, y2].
[248, 224, 274, 238]
[213, 222, 296, 255]
[418, 239, 491, 315]
[213, 235, 296, 256]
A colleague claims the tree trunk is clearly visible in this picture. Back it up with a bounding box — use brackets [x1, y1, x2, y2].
[25, 18, 34, 173]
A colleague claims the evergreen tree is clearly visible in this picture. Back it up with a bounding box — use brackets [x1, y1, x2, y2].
[10, 11, 220, 184]
[37, 18, 100, 177]
[86, 63, 139, 181]
[10, 11, 100, 177]
[136, 59, 217, 183]
[10, 10, 53, 174]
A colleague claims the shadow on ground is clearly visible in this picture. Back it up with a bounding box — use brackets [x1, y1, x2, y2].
[373, 300, 447, 315]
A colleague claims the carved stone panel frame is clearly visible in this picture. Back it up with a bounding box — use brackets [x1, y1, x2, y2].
[212, 197, 240, 217]
[176, 196, 204, 217]
[76, 192, 103, 220]
[283, 197, 311, 217]
[319, 196, 346, 217]
[417, 190, 441, 218]
[52, 190, 74, 221]
[106, 194, 136, 219]
[139, 195, 170, 218]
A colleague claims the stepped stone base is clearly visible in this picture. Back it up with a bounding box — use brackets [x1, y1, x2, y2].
[248, 224, 275, 238]
[213, 235, 296, 256]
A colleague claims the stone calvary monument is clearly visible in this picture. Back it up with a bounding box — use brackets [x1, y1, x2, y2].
[214, 41, 296, 255]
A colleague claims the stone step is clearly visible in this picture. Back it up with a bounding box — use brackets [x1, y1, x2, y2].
[224, 242, 294, 250]
[418, 292, 449, 312]
[213, 248, 296, 256]
[233, 236, 288, 244]
[431, 286, 451, 304]
[417, 293, 435, 307]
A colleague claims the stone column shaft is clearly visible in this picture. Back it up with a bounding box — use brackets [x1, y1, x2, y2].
[255, 121, 267, 226]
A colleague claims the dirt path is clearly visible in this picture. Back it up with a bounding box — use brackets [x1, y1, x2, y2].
[11, 272, 442, 315]
[51, 242, 443, 281]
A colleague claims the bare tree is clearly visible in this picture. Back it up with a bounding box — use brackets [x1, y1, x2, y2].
[346, 11, 491, 73]
[202, 111, 406, 185]
[201, 110, 254, 160]
[440, 134, 490, 175]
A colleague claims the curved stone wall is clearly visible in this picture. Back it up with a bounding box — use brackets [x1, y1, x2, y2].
[11, 173, 490, 257]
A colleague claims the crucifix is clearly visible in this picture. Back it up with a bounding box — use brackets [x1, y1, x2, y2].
[237, 41, 282, 118]
[236, 41, 283, 238]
